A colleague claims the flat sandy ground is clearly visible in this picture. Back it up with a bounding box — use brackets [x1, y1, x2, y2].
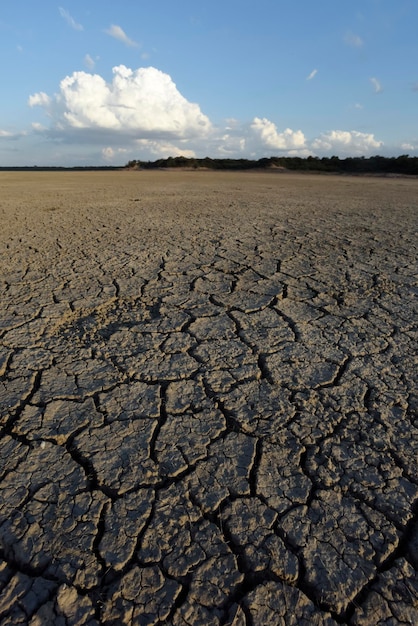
[0, 171, 417, 624]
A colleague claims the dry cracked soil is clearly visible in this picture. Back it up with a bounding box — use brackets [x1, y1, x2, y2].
[0, 170, 417, 625]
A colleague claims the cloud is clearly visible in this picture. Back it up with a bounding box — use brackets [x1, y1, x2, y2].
[354, 103, 363, 110]
[307, 69, 318, 81]
[102, 146, 129, 161]
[32, 122, 47, 132]
[28, 65, 211, 141]
[26, 65, 388, 163]
[135, 140, 196, 159]
[216, 123, 385, 159]
[311, 130, 383, 156]
[100, 140, 196, 163]
[105, 25, 138, 47]
[370, 77, 383, 93]
[102, 146, 115, 160]
[59, 7, 83, 31]
[251, 117, 307, 151]
[401, 143, 415, 151]
[84, 54, 95, 70]
[344, 31, 363, 48]
[0, 129, 26, 140]
[28, 92, 51, 107]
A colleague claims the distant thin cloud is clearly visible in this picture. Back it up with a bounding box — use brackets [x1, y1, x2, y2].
[59, 7, 83, 31]
[0, 129, 26, 140]
[105, 24, 138, 47]
[345, 31, 363, 48]
[354, 103, 363, 109]
[412, 82, 418, 92]
[102, 147, 128, 161]
[32, 122, 47, 132]
[370, 77, 383, 93]
[307, 68, 318, 81]
[84, 54, 95, 70]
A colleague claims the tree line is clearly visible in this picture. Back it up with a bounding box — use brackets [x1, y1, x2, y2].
[126, 154, 418, 175]
[1, 155, 417, 175]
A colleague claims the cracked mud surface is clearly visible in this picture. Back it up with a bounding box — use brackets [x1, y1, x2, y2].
[1, 170, 417, 624]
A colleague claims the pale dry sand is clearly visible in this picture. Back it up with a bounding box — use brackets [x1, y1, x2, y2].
[1, 171, 417, 624]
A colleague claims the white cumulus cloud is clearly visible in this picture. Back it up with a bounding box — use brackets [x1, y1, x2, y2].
[26, 66, 390, 163]
[307, 68, 318, 81]
[251, 117, 306, 151]
[217, 134, 246, 156]
[311, 130, 383, 156]
[28, 65, 211, 141]
[28, 92, 51, 107]
[59, 7, 83, 31]
[135, 140, 196, 158]
[105, 25, 138, 47]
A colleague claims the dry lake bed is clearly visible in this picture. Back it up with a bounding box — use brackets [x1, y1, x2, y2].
[0, 170, 417, 625]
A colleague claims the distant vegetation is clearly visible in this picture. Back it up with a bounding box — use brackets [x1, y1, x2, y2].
[126, 154, 418, 175]
[1, 155, 418, 175]
[0, 166, 119, 172]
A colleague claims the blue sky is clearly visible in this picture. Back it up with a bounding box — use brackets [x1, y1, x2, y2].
[1, 0, 417, 165]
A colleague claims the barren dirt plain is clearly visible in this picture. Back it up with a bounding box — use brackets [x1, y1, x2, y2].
[0, 170, 417, 625]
